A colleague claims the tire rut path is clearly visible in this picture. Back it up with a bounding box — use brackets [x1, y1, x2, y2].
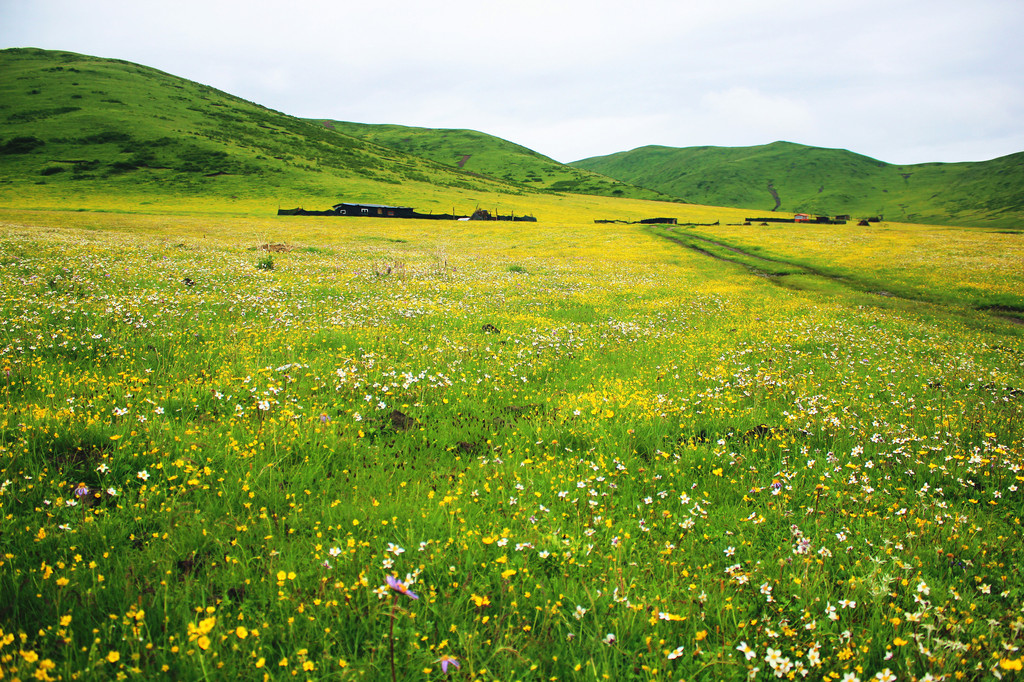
[651, 228, 1024, 328]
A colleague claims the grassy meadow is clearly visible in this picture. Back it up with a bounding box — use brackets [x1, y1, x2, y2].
[649, 222, 1024, 323]
[572, 142, 1024, 228]
[1, 207, 1023, 682]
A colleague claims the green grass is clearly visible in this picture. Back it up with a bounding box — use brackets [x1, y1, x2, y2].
[0, 48, 678, 220]
[657, 221, 1024, 324]
[572, 141, 1024, 227]
[1, 210, 1022, 681]
[0, 48, 526, 212]
[322, 121, 675, 202]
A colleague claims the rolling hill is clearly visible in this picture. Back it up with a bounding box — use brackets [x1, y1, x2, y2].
[318, 120, 671, 201]
[0, 47, 673, 218]
[2, 47, 1019, 227]
[0, 47, 535, 213]
[571, 142, 1024, 226]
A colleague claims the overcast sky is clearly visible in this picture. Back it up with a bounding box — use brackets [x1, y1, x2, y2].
[2, 0, 1023, 165]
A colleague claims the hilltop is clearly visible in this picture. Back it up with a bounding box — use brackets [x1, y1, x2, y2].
[571, 141, 1024, 226]
[0, 48, 536, 214]
[318, 120, 671, 202]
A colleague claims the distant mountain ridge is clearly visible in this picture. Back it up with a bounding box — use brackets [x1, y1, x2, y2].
[316, 120, 671, 201]
[570, 142, 1024, 226]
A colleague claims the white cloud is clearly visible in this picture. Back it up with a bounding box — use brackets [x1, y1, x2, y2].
[697, 88, 817, 141]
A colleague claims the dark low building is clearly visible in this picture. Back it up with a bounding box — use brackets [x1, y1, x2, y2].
[332, 203, 416, 218]
[278, 201, 535, 221]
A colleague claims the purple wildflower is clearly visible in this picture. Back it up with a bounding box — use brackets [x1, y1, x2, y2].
[438, 655, 460, 673]
[385, 574, 418, 600]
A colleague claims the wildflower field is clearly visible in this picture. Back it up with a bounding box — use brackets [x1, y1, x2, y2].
[1, 210, 1023, 681]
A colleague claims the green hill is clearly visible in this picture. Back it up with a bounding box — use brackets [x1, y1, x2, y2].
[0, 48, 526, 212]
[3, 48, 1019, 226]
[571, 141, 1024, 226]
[317, 120, 672, 201]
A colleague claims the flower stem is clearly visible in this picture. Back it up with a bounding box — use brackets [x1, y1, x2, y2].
[389, 595, 397, 682]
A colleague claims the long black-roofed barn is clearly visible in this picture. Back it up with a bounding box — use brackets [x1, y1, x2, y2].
[332, 203, 416, 217]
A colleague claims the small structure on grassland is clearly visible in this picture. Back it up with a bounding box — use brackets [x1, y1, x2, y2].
[594, 217, 679, 225]
[277, 201, 536, 221]
[277, 202, 425, 218]
[745, 215, 848, 225]
[468, 208, 537, 222]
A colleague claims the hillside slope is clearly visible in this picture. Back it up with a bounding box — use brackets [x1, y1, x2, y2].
[318, 120, 673, 202]
[572, 141, 1024, 226]
[0, 48, 524, 211]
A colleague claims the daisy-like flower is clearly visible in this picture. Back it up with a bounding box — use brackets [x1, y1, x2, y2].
[386, 542, 405, 556]
[842, 674, 861, 682]
[807, 642, 821, 667]
[765, 647, 783, 667]
[437, 655, 460, 674]
[385, 574, 418, 600]
[736, 641, 755, 661]
[329, 546, 342, 557]
[574, 605, 587, 620]
[137, 470, 150, 481]
[667, 645, 685, 660]
[873, 669, 896, 682]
